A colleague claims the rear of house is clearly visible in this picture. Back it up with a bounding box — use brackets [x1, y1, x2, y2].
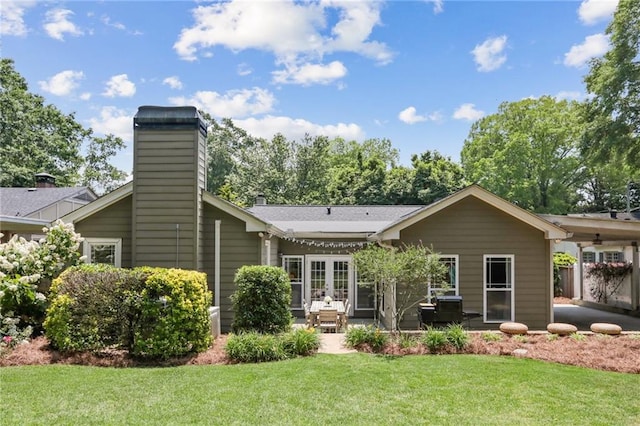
[62, 105, 567, 332]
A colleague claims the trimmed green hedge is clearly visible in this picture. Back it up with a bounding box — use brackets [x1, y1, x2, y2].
[231, 265, 292, 334]
[44, 265, 212, 359]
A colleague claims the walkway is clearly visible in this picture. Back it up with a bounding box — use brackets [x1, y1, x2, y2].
[554, 304, 640, 332]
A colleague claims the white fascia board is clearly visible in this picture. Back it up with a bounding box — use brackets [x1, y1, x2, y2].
[202, 192, 270, 232]
[373, 185, 568, 241]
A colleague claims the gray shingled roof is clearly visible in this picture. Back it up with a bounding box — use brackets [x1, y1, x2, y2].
[247, 205, 423, 234]
[0, 187, 95, 217]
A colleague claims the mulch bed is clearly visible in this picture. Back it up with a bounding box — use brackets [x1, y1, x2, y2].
[2, 332, 640, 373]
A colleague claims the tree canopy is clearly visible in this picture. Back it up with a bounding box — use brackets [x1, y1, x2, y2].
[461, 96, 586, 214]
[583, 0, 639, 169]
[0, 58, 126, 193]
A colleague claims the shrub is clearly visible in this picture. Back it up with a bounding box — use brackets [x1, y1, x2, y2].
[280, 328, 320, 356]
[422, 327, 448, 352]
[231, 266, 292, 334]
[344, 325, 388, 352]
[0, 221, 84, 337]
[398, 332, 419, 349]
[445, 323, 469, 350]
[45, 266, 212, 359]
[132, 268, 212, 358]
[570, 333, 587, 342]
[481, 332, 502, 342]
[546, 333, 559, 341]
[225, 329, 319, 363]
[44, 264, 135, 351]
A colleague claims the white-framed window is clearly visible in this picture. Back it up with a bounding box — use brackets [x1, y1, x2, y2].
[84, 238, 122, 267]
[601, 251, 624, 263]
[582, 251, 596, 263]
[428, 255, 459, 298]
[483, 255, 514, 323]
[355, 271, 375, 311]
[282, 255, 304, 310]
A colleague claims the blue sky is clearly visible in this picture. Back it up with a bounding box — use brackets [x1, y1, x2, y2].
[2, 0, 618, 174]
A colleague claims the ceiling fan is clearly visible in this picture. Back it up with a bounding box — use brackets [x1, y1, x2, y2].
[592, 233, 602, 245]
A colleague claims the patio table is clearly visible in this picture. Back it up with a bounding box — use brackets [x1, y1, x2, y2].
[310, 301, 346, 329]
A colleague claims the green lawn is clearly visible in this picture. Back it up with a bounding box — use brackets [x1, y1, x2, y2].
[2, 354, 639, 425]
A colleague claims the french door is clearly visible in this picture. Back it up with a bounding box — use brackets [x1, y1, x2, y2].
[306, 256, 352, 304]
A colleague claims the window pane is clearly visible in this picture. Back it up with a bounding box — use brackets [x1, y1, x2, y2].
[486, 290, 511, 321]
[356, 282, 375, 309]
[486, 257, 511, 289]
[91, 244, 116, 266]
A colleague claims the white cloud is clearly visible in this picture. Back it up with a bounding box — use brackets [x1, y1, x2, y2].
[235, 115, 365, 142]
[174, 1, 392, 82]
[101, 15, 126, 31]
[426, 0, 444, 14]
[564, 33, 609, 68]
[578, 0, 618, 25]
[169, 87, 276, 118]
[43, 8, 83, 41]
[80, 92, 92, 101]
[1, 0, 37, 36]
[555, 91, 583, 101]
[237, 63, 253, 76]
[453, 103, 485, 121]
[38, 70, 84, 96]
[398, 107, 442, 124]
[163, 76, 183, 90]
[399, 107, 426, 124]
[87, 106, 133, 141]
[272, 61, 347, 85]
[471, 35, 508, 72]
[103, 74, 136, 98]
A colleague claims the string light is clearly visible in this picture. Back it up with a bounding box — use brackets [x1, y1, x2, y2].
[278, 234, 372, 253]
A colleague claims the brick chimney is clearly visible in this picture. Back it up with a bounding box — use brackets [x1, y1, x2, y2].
[35, 172, 56, 188]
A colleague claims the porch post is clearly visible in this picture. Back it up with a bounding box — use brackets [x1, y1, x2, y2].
[577, 244, 584, 301]
[632, 242, 639, 311]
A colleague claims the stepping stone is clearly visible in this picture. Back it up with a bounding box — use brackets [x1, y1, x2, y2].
[499, 322, 528, 335]
[590, 323, 622, 335]
[513, 348, 528, 357]
[547, 322, 577, 335]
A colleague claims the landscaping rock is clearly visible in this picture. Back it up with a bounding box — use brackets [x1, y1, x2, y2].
[512, 348, 528, 358]
[547, 322, 577, 336]
[499, 322, 528, 335]
[590, 323, 622, 335]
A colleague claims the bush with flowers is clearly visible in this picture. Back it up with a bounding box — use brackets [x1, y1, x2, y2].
[0, 220, 84, 345]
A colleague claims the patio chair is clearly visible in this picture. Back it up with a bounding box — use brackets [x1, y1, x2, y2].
[318, 309, 339, 333]
[303, 301, 315, 328]
[340, 301, 351, 331]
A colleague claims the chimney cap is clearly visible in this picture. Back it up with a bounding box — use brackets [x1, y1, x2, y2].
[255, 194, 267, 206]
[35, 172, 56, 188]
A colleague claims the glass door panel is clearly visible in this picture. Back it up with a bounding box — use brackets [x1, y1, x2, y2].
[332, 260, 349, 302]
[310, 260, 327, 301]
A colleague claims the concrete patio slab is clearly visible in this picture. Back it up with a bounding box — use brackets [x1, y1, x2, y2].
[554, 304, 640, 332]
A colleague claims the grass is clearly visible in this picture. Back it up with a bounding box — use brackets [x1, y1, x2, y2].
[3, 354, 640, 425]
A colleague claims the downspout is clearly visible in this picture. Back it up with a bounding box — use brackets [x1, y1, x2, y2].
[632, 242, 639, 311]
[577, 243, 584, 301]
[214, 220, 221, 307]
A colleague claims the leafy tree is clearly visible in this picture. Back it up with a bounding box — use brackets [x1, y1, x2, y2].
[461, 96, 586, 213]
[579, 154, 640, 212]
[292, 135, 331, 204]
[383, 166, 416, 205]
[409, 150, 467, 205]
[0, 58, 126, 193]
[81, 134, 128, 194]
[353, 244, 447, 331]
[583, 0, 640, 169]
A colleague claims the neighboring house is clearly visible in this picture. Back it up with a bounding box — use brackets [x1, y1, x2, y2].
[59, 105, 586, 332]
[0, 173, 97, 242]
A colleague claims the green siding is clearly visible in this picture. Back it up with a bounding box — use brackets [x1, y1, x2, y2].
[132, 129, 205, 269]
[74, 196, 133, 268]
[397, 196, 551, 330]
[203, 204, 261, 332]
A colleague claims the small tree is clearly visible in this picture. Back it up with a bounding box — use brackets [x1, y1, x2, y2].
[231, 265, 292, 334]
[354, 244, 447, 331]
